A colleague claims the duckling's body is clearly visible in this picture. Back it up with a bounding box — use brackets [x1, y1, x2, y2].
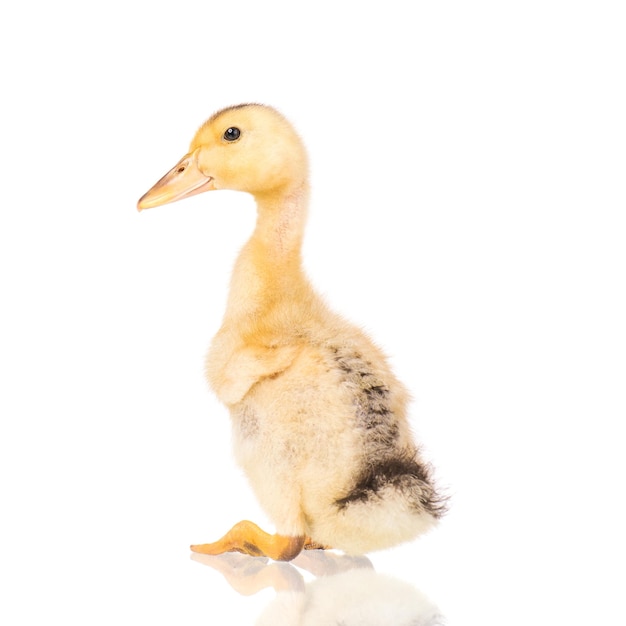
[138, 104, 444, 559]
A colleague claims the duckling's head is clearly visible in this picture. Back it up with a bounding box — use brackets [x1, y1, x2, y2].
[138, 104, 308, 210]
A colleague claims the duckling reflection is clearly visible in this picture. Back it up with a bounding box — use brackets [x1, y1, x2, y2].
[192, 550, 444, 625]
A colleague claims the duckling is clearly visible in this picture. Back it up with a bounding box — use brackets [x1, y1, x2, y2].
[138, 104, 445, 561]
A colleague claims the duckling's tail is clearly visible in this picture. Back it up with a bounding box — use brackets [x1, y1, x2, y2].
[326, 452, 448, 554]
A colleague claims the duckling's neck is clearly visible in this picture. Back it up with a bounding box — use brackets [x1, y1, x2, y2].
[224, 182, 311, 321]
[252, 183, 309, 259]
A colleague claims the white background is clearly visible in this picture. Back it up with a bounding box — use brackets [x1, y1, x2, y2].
[1, 1, 624, 624]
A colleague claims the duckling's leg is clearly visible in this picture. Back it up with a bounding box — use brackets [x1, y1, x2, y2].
[190, 520, 305, 561]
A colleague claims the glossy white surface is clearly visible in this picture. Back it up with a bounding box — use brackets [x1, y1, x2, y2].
[1, 2, 624, 624]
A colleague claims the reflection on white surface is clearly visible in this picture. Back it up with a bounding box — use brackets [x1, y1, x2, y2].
[193, 550, 443, 625]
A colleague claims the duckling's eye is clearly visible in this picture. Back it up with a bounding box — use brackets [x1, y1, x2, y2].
[223, 127, 241, 142]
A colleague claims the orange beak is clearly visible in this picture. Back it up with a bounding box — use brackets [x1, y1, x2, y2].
[137, 150, 215, 211]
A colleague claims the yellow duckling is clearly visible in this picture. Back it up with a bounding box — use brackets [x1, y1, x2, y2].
[138, 104, 445, 561]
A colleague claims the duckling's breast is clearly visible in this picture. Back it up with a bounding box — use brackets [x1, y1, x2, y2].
[229, 343, 362, 472]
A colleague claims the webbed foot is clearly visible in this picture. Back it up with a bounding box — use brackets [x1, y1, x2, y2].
[191, 520, 305, 561]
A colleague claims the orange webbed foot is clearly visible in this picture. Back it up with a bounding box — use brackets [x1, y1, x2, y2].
[191, 520, 305, 561]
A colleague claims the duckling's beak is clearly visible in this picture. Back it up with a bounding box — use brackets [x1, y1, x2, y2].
[137, 150, 214, 211]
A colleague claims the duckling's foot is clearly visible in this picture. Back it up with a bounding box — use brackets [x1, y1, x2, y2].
[190, 520, 305, 561]
[303, 537, 331, 551]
